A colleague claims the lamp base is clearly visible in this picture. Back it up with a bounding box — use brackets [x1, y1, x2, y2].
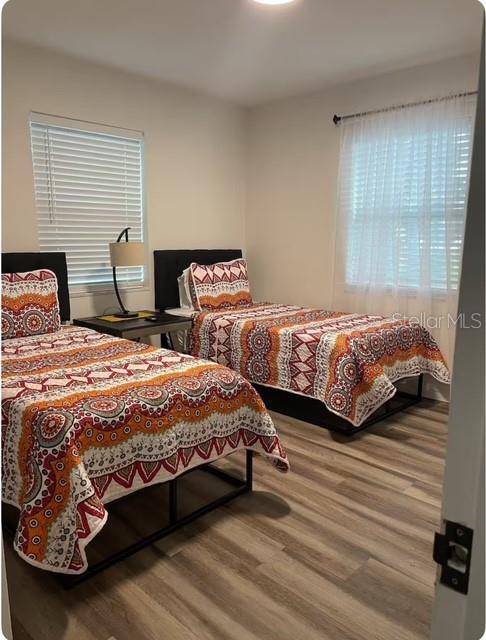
[113, 311, 139, 319]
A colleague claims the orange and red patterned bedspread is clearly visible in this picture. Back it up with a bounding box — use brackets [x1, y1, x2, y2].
[192, 303, 450, 427]
[1, 326, 288, 574]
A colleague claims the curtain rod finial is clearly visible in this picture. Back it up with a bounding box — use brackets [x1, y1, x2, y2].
[333, 114, 341, 126]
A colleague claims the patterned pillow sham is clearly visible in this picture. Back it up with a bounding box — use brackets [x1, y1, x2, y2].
[189, 258, 253, 311]
[2, 269, 61, 339]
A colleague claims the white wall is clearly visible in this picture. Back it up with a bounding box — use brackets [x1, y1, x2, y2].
[2, 39, 247, 318]
[245, 53, 480, 308]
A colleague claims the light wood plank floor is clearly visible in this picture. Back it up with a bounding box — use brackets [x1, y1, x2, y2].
[4, 400, 448, 640]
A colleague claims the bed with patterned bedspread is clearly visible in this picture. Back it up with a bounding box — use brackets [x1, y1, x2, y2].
[191, 303, 450, 428]
[1, 325, 288, 575]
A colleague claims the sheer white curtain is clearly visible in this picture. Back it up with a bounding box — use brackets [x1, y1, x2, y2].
[332, 93, 476, 367]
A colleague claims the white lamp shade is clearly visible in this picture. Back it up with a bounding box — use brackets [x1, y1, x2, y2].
[109, 242, 145, 267]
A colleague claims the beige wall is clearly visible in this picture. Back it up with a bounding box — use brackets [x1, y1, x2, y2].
[2, 39, 247, 318]
[245, 53, 480, 308]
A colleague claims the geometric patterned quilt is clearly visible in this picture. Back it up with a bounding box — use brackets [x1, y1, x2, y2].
[1, 326, 288, 574]
[191, 303, 450, 427]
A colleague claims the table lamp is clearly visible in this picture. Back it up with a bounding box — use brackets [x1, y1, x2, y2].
[109, 227, 145, 318]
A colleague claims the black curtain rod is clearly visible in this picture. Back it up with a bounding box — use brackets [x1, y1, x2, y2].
[333, 90, 478, 126]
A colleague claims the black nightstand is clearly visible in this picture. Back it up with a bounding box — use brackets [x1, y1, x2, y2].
[73, 311, 192, 348]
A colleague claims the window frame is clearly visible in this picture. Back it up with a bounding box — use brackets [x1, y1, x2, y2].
[342, 120, 472, 296]
[29, 112, 148, 297]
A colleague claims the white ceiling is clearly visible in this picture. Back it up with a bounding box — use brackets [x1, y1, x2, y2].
[3, 0, 482, 106]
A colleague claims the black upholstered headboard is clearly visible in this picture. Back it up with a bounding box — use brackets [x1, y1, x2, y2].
[2, 252, 71, 322]
[154, 249, 243, 310]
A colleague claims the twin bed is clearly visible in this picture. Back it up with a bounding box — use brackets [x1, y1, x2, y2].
[2, 249, 450, 582]
[154, 249, 450, 433]
[1, 252, 288, 582]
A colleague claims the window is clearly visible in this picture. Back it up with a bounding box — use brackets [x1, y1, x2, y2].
[338, 95, 475, 293]
[30, 115, 145, 293]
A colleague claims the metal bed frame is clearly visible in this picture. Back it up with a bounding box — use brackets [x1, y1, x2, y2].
[2, 451, 253, 588]
[254, 375, 423, 435]
[63, 450, 253, 587]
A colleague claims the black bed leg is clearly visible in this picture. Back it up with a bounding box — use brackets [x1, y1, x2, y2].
[417, 374, 424, 401]
[169, 478, 178, 524]
[246, 450, 253, 491]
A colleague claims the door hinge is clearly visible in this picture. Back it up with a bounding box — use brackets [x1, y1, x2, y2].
[433, 520, 474, 595]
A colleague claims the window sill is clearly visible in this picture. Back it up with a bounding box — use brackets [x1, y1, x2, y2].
[70, 285, 150, 299]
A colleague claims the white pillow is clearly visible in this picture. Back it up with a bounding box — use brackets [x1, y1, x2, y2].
[178, 272, 192, 309]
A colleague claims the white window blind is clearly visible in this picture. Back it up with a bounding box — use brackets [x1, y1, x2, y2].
[30, 116, 145, 293]
[338, 94, 476, 294]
